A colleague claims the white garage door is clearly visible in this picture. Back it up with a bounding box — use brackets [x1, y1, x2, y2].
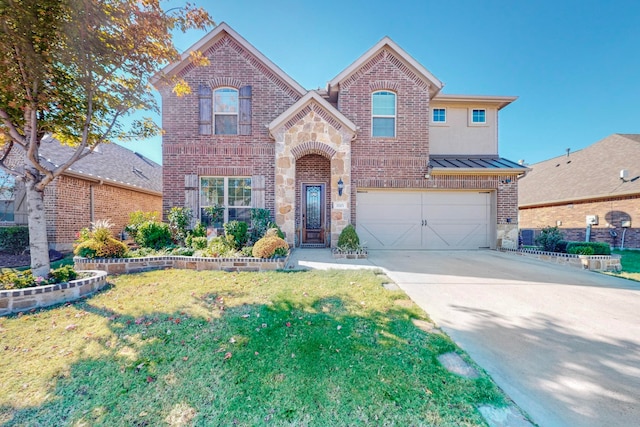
[356, 190, 492, 250]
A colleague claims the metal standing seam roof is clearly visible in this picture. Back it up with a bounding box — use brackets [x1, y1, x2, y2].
[429, 156, 527, 170]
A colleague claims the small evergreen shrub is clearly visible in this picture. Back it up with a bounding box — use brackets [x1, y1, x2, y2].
[207, 235, 239, 257]
[224, 220, 249, 249]
[125, 211, 160, 240]
[135, 221, 173, 250]
[0, 265, 79, 290]
[185, 221, 207, 248]
[555, 240, 569, 253]
[337, 224, 361, 252]
[190, 236, 209, 250]
[49, 265, 78, 283]
[0, 226, 29, 255]
[535, 226, 565, 252]
[250, 208, 272, 243]
[252, 235, 288, 258]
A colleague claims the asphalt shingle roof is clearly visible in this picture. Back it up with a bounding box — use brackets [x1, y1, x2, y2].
[39, 137, 162, 194]
[518, 134, 640, 207]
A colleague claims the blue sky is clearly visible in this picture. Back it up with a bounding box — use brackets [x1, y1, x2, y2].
[118, 0, 640, 166]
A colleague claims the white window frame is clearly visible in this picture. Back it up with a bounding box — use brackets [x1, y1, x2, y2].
[371, 90, 397, 138]
[213, 87, 239, 135]
[200, 176, 252, 225]
[469, 108, 487, 126]
[432, 108, 447, 124]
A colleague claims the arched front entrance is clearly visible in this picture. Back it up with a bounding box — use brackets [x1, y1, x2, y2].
[295, 154, 331, 247]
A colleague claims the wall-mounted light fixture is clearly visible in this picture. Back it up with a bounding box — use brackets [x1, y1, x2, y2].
[424, 162, 433, 179]
[337, 178, 344, 196]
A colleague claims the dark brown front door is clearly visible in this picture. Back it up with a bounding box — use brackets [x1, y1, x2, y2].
[302, 184, 324, 245]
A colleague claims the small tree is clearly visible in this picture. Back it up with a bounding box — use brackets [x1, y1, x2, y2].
[0, 0, 213, 276]
[535, 226, 565, 252]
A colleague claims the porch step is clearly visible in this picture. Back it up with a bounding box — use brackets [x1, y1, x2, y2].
[299, 244, 327, 249]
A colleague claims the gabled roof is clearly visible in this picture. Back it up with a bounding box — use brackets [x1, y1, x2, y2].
[327, 37, 444, 99]
[519, 134, 640, 207]
[268, 91, 357, 134]
[432, 94, 518, 110]
[430, 155, 528, 174]
[152, 22, 306, 97]
[39, 137, 162, 195]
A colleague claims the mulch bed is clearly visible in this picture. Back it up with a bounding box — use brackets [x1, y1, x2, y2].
[0, 250, 64, 269]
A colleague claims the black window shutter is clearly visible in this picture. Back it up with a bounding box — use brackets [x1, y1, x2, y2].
[239, 85, 252, 135]
[198, 85, 212, 135]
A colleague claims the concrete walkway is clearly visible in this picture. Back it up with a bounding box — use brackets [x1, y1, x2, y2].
[287, 248, 640, 427]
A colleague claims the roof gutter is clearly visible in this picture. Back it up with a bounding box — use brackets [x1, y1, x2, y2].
[62, 169, 162, 197]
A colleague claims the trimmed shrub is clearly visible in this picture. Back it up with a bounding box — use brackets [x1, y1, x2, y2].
[535, 226, 565, 252]
[135, 221, 173, 250]
[566, 241, 610, 255]
[207, 235, 238, 257]
[250, 208, 271, 243]
[567, 246, 595, 255]
[0, 226, 29, 255]
[125, 211, 160, 240]
[252, 235, 288, 258]
[185, 221, 207, 248]
[555, 240, 569, 253]
[224, 220, 249, 249]
[337, 224, 360, 252]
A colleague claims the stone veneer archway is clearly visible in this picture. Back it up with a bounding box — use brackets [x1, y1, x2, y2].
[272, 108, 355, 247]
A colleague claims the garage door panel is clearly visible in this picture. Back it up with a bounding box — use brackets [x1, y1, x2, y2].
[358, 222, 422, 249]
[425, 222, 489, 249]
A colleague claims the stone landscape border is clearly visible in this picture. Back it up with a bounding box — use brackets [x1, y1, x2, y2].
[499, 248, 622, 271]
[74, 254, 289, 275]
[0, 270, 108, 316]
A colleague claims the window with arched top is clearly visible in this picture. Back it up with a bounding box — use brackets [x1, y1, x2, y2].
[372, 91, 396, 137]
[214, 87, 239, 134]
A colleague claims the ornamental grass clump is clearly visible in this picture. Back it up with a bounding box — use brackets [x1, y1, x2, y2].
[74, 219, 128, 259]
[252, 229, 289, 258]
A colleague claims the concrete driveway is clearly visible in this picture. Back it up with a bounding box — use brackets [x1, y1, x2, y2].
[362, 250, 640, 427]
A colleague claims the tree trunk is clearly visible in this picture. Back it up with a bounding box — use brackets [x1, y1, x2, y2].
[25, 177, 50, 277]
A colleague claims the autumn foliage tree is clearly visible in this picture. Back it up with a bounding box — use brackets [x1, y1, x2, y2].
[0, 0, 212, 276]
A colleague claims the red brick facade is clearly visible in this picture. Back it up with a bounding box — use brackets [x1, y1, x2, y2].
[519, 195, 640, 248]
[159, 24, 522, 248]
[45, 176, 161, 251]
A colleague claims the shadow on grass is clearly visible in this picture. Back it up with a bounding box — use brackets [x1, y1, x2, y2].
[1, 292, 504, 426]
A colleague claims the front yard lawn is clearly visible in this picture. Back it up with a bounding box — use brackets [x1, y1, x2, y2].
[610, 249, 640, 281]
[1, 269, 506, 426]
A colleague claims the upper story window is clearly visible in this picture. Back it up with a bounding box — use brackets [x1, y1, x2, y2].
[432, 108, 446, 123]
[199, 85, 252, 136]
[372, 91, 396, 137]
[471, 109, 486, 124]
[214, 88, 239, 135]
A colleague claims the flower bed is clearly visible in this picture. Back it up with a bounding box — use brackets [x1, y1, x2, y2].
[0, 270, 108, 316]
[332, 249, 368, 259]
[74, 254, 289, 275]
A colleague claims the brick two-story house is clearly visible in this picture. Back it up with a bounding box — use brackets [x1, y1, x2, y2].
[155, 23, 526, 249]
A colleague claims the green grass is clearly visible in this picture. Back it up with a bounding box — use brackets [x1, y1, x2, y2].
[0, 269, 506, 426]
[609, 249, 640, 281]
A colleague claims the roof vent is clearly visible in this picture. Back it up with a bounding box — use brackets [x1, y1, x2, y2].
[565, 148, 570, 157]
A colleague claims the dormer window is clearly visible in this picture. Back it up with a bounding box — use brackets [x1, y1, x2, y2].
[372, 91, 396, 137]
[214, 88, 239, 134]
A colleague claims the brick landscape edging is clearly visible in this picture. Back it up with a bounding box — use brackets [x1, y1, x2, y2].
[499, 248, 622, 271]
[0, 270, 108, 316]
[74, 254, 289, 274]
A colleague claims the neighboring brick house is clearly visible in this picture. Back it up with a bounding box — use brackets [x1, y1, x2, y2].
[519, 134, 640, 249]
[4, 137, 162, 251]
[155, 23, 526, 249]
